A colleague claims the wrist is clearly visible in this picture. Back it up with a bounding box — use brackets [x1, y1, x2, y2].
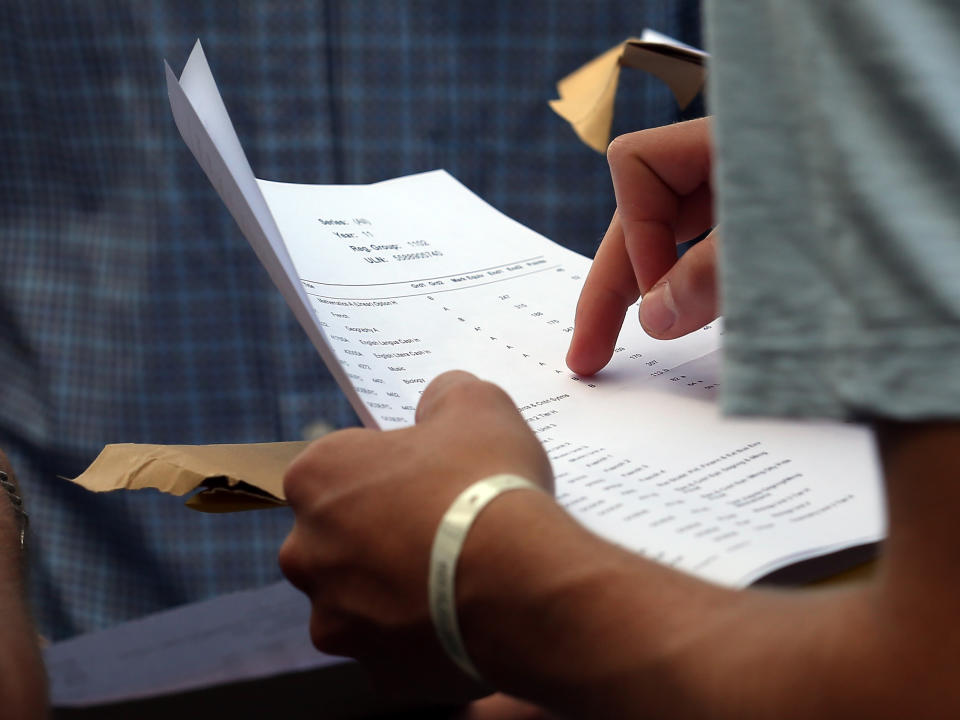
[429, 474, 544, 680]
[453, 490, 611, 698]
[451, 494, 731, 719]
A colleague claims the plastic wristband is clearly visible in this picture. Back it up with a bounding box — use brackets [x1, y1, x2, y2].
[428, 474, 541, 681]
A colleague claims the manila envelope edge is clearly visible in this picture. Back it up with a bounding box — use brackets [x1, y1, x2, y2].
[549, 37, 706, 153]
[71, 441, 310, 510]
[548, 39, 629, 153]
[620, 42, 705, 109]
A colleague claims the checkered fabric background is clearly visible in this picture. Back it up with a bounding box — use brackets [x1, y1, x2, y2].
[0, 0, 702, 639]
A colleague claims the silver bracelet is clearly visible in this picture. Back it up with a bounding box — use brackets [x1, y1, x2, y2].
[0, 471, 28, 553]
[428, 474, 542, 681]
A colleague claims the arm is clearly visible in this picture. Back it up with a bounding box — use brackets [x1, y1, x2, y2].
[279, 121, 957, 717]
[0, 451, 47, 719]
[514, 120, 960, 715]
[279, 370, 960, 718]
[456, 421, 960, 719]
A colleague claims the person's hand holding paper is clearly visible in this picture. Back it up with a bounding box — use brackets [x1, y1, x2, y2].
[278, 371, 560, 702]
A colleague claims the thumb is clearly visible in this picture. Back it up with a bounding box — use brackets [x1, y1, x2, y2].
[639, 229, 720, 339]
[415, 370, 481, 424]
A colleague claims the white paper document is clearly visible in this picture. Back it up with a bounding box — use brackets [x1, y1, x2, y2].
[167, 42, 885, 587]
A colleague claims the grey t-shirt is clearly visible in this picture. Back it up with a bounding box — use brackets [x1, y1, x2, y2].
[704, 0, 960, 420]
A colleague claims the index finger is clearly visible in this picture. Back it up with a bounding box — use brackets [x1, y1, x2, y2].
[567, 119, 714, 376]
[565, 213, 639, 376]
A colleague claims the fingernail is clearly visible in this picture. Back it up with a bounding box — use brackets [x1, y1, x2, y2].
[640, 281, 677, 335]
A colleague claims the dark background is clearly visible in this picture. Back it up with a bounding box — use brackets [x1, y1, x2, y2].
[0, 0, 702, 641]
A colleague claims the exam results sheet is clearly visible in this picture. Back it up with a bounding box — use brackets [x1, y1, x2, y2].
[258, 171, 884, 587]
[167, 42, 883, 589]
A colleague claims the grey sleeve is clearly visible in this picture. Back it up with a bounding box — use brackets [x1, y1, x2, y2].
[705, 0, 960, 420]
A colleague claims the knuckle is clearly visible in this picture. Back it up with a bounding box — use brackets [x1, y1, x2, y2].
[421, 369, 471, 399]
[283, 443, 324, 504]
[326, 427, 376, 457]
[277, 534, 317, 594]
[683, 246, 718, 301]
[283, 428, 373, 504]
[333, 426, 371, 443]
[606, 133, 631, 165]
[282, 465, 315, 508]
[310, 612, 353, 657]
[440, 377, 512, 415]
[280, 563, 307, 593]
[606, 130, 647, 167]
[276, 536, 299, 579]
[478, 380, 516, 412]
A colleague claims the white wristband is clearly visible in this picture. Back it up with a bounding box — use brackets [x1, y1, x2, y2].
[428, 474, 541, 681]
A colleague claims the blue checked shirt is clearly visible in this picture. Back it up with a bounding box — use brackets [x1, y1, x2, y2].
[0, 0, 702, 639]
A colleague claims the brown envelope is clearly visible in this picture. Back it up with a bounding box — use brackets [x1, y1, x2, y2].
[549, 36, 706, 152]
[71, 442, 309, 512]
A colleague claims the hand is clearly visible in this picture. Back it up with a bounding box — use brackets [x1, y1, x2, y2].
[566, 117, 719, 376]
[457, 693, 555, 719]
[0, 450, 25, 570]
[0, 450, 46, 719]
[278, 371, 553, 703]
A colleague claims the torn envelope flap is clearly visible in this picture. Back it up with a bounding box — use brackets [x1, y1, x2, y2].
[549, 32, 707, 153]
[71, 441, 309, 508]
[186, 480, 288, 513]
[620, 39, 705, 108]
